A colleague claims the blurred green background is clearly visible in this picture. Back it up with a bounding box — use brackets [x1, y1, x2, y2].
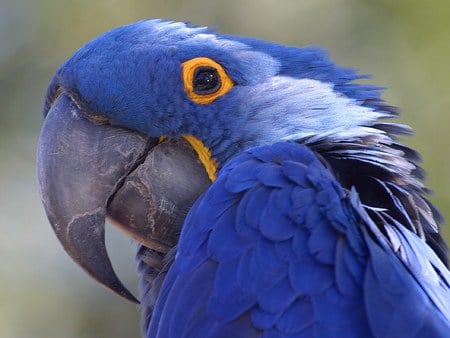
[1, 0, 449, 337]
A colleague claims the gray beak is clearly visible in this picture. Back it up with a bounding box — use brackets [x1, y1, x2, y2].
[37, 93, 210, 302]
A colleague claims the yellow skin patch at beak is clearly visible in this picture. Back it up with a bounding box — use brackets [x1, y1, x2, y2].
[159, 135, 218, 182]
[182, 135, 218, 182]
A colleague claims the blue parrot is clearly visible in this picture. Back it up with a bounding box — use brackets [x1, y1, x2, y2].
[37, 20, 450, 337]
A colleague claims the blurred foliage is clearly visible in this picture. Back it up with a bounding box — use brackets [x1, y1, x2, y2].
[1, 0, 449, 337]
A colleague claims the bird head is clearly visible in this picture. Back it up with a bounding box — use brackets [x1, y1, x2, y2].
[46, 19, 395, 164]
[38, 19, 445, 302]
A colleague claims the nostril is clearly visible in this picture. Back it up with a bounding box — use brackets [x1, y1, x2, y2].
[43, 76, 62, 118]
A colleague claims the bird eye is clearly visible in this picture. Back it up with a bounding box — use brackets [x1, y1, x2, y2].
[193, 67, 221, 94]
[182, 57, 234, 104]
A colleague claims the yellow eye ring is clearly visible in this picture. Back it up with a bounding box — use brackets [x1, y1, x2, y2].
[182, 57, 234, 104]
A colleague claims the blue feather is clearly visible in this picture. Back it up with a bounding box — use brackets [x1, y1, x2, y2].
[275, 298, 315, 334]
[208, 205, 248, 262]
[259, 196, 296, 241]
[148, 142, 449, 337]
[257, 277, 296, 314]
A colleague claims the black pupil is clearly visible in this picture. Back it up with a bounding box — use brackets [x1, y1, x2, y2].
[193, 67, 221, 94]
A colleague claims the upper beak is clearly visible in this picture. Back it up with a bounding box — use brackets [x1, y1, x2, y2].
[37, 93, 211, 302]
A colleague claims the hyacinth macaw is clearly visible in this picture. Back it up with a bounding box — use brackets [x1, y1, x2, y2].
[37, 19, 450, 337]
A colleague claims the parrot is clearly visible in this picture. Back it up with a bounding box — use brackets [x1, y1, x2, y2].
[37, 19, 450, 337]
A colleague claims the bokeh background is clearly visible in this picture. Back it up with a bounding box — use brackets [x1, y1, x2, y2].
[1, 0, 449, 337]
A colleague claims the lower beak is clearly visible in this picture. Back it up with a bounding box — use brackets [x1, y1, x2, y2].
[37, 93, 211, 302]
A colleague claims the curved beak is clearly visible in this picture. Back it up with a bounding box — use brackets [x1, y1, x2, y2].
[37, 93, 210, 302]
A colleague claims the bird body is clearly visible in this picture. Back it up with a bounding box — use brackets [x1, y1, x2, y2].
[146, 142, 450, 337]
[37, 19, 450, 337]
